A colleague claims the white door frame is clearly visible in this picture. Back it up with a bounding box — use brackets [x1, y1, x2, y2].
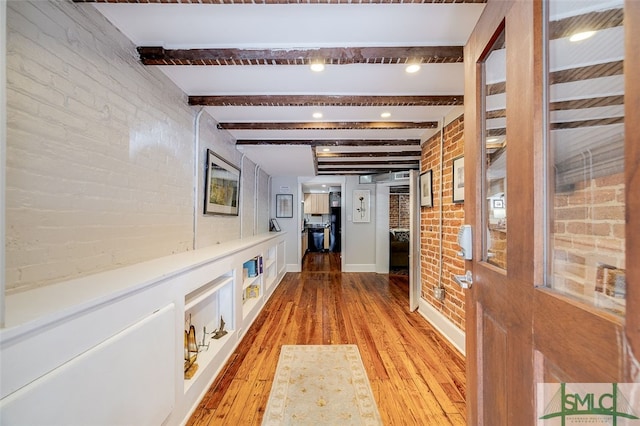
[297, 176, 346, 271]
[409, 170, 420, 311]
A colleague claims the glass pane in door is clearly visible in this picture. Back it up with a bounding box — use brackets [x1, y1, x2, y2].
[483, 30, 507, 270]
[546, 0, 625, 315]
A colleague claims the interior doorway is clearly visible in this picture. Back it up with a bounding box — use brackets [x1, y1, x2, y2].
[376, 172, 420, 312]
[299, 177, 345, 272]
[388, 185, 410, 276]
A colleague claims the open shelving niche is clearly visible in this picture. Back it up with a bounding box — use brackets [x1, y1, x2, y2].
[183, 272, 235, 394]
[241, 255, 263, 322]
[181, 239, 284, 397]
[264, 245, 278, 296]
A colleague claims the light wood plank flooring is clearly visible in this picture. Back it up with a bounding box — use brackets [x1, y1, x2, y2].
[187, 252, 466, 425]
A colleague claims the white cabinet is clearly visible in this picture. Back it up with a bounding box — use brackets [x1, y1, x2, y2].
[0, 232, 287, 426]
[1, 305, 176, 426]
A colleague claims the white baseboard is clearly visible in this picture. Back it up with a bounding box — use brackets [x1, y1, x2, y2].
[343, 264, 376, 272]
[418, 298, 466, 356]
[286, 263, 301, 273]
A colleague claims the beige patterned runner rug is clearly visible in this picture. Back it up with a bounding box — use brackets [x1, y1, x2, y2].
[262, 345, 383, 425]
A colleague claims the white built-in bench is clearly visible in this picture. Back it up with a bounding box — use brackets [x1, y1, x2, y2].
[0, 232, 286, 425]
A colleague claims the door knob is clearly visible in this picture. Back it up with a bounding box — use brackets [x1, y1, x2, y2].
[453, 270, 473, 289]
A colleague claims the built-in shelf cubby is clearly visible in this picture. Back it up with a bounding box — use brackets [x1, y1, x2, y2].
[241, 255, 263, 320]
[184, 273, 234, 393]
[264, 245, 278, 294]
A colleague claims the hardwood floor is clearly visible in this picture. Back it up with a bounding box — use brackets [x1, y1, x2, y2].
[187, 252, 466, 425]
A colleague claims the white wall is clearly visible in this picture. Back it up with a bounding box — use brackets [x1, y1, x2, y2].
[270, 176, 300, 271]
[4, 1, 268, 294]
[375, 185, 390, 273]
[343, 177, 377, 272]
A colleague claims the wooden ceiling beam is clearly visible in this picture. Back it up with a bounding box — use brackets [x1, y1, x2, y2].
[317, 171, 371, 175]
[486, 128, 507, 138]
[76, 0, 486, 3]
[138, 46, 463, 66]
[486, 60, 623, 96]
[189, 95, 463, 107]
[318, 166, 418, 172]
[486, 95, 624, 120]
[551, 116, 624, 130]
[236, 139, 421, 146]
[317, 151, 421, 158]
[551, 95, 624, 111]
[549, 8, 623, 40]
[221, 121, 437, 130]
[318, 160, 418, 166]
[550, 60, 623, 85]
[486, 115, 624, 136]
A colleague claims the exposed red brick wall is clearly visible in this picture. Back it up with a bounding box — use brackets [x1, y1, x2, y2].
[553, 172, 626, 314]
[420, 115, 466, 330]
[488, 229, 507, 269]
[389, 194, 410, 229]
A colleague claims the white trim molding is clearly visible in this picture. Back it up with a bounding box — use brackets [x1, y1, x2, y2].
[286, 263, 301, 273]
[418, 298, 466, 356]
[343, 264, 377, 273]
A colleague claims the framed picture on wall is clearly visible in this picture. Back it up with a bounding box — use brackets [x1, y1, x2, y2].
[352, 189, 371, 223]
[420, 170, 433, 207]
[204, 149, 240, 215]
[275, 194, 293, 218]
[452, 156, 465, 204]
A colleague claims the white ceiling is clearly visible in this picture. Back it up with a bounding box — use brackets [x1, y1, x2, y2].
[91, 1, 486, 176]
[89, 0, 624, 180]
[93, 4, 484, 48]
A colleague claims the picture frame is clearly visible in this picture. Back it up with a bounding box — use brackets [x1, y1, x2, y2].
[270, 218, 281, 232]
[352, 189, 371, 223]
[492, 199, 504, 209]
[204, 149, 240, 215]
[275, 194, 293, 218]
[420, 170, 433, 207]
[452, 155, 465, 204]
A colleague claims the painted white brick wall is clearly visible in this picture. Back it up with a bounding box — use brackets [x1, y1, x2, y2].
[195, 112, 269, 247]
[5, 1, 269, 293]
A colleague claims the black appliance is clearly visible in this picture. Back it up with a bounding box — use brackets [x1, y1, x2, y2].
[330, 207, 341, 252]
[311, 229, 324, 252]
[307, 227, 325, 252]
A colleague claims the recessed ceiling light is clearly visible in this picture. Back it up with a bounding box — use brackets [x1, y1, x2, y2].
[405, 64, 421, 74]
[380, 112, 391, 118]
[310, 62, 325, 72]
[569, 31, 595, 42]
[313, 112, 323, 119]
[486, 137, 499, 143]
[322, 148, 331, 152]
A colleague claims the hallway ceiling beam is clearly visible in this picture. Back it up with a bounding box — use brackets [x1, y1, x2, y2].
[189, 95, 463, 107]
[220, 121, 437, 130]
[138, 46, 464, 66]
